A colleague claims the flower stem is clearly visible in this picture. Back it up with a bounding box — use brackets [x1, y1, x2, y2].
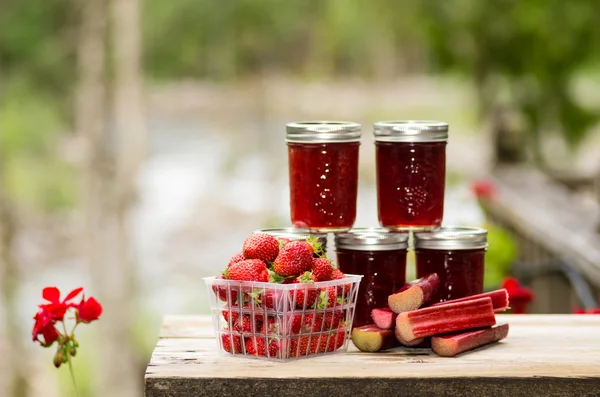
[62, 322, 80, 397]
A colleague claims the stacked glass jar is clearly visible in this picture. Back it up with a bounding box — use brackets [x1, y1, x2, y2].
[281, 120, 488, 328]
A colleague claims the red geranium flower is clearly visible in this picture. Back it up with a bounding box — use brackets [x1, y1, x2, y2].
[39, 286, 83, 321]
[78, 297, 103, 323]
[573, 307, 600, 314]
[501, 277, 534, 314]
[32, 309, 59, 346]
[32, 286, 102, 396]
[472, 179, 497, 201]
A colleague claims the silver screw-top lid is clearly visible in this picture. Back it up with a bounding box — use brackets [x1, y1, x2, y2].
[414, 226, 488, 250]
[286, 121, 362, 143]
[335, 228, 409, 251]
[373, 120, 448, 142]
[254, 228, 328, 247]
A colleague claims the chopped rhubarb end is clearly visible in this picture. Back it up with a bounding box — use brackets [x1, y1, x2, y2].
[431, 289, 510, 312]
[371, 308, 397, 330]
[351, 325, 399, 352]
[394, 326, 426, 347]
[396, 297, 496, 343]
[432, 323, 509, 357]
[388, 273, 440, 314]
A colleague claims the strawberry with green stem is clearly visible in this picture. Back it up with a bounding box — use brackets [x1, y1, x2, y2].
[273, 241, 313, 277]
[243, 233, 280, 262]
[290, 271, 319, 309]
[311, 257, 334, 281]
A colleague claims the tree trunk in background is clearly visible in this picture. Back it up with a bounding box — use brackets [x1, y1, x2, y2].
[105, 0, 146, 394]
[77, 0, 145, 395]
[0, 153, 28, 397]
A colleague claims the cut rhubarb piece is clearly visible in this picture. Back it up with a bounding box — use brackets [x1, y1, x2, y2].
[431, 288, 509, 312]
[396, 297, 496, 343]
[432, 323, 509, 357]
[371, 308, 397, 330]
[388, 273, 440, 314]
[394, 326, 426, 347]
[351, 325, 400, 352]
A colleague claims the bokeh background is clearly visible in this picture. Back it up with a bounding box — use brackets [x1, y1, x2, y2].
[2, 0, 600, 396]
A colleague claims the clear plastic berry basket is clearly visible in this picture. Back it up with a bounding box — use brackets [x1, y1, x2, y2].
[204, 275, 362, 361]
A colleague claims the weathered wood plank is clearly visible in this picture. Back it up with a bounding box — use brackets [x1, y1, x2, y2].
[145, 315, 600, 397]
[488, 166, 600, 288]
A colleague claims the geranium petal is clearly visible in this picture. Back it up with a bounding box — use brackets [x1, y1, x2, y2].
[42, 287, 60, 303]
[64, 287, 83, 302]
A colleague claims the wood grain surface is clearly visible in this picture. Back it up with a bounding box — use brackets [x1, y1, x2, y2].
[145, 314, 600, 397]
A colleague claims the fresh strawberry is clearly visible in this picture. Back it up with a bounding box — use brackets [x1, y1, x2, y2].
[290, 336, 311, 357]
[260, 316, 280, 335]
[212, 275, 239, 304]
[302, 313, 324, 333]
[260, 288, 285, 310]
[221, 307, 240, 324]
[331, 268, 351, 296]
[243, 233, 279, 262]
[233, 314, 261, 333]
[311, 258, 334, 281]
[221, 333, 243, 354]
[273, 241, 312, 277]
[324, 310, 345, 329]
[241, 302, 266, 322]
[317, 287, 339, 309]
[316, 329, 346, 352]
[245, 337, 266, 356]
[228, 259, 269, 282]
[291, 272, 319, 309]
[288, 314, 304, 334]
[228, 252, 245, 267]
[305, 235, 325, 257]
[246, 337, 282, 357]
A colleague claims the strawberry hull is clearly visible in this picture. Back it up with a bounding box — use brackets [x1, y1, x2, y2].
[395, 297, 496, 343]
[205, 275, 362, 361]
[431, 323, 509, 357]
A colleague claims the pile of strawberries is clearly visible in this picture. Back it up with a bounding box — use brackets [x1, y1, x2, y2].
[211, 232, 357, 360]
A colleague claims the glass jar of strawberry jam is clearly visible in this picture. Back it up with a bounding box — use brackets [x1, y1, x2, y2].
[286, 121, 361, 233]
[335, 228, 408, 328]
[254, 228, 328, 255]
[374, 120, 448, 231]
[414, 226, 487, 303]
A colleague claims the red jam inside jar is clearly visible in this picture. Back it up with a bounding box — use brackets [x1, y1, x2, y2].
[414, 227, 487, 303]
[287, 122, 361, 232]
[374, 121, 448, 231]
[335, 229, 408, 328]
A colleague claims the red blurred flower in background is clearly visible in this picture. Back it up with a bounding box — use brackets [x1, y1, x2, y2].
[573, 307, 600, 314]
[32, 287, 102, 396]
[501, 277, 534, 314]
[472, 179, 498, 201]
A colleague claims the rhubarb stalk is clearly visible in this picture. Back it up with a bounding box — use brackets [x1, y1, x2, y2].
[431, 323, 509, 357]
[395, 297, 496, 343]
[388, 273, 440, 314]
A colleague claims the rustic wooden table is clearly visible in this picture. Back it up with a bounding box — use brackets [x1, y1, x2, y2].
[145, 315, 600, 397]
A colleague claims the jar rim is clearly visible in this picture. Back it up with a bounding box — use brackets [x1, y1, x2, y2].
[414, 226, 487, 250]
[335, 227, 409, 251]
[286, 121, 362, 143]
[254, 228, 328, 244]
[373, 120, 448, 142]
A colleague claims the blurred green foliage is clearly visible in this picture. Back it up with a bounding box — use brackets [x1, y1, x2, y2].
[421, 0, 600, 161]
[484, 222, 518, 290]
